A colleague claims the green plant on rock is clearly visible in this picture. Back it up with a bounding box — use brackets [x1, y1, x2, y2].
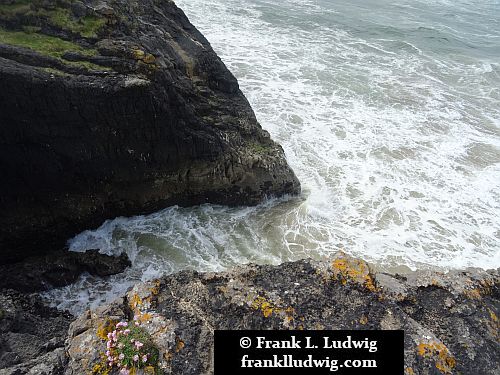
[42, 7, 106, 38]
[103, 320, 161, 375]
[0, 27, 109, 71]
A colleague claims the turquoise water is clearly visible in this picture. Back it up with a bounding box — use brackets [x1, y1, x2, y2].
[45, 0, 500, 314]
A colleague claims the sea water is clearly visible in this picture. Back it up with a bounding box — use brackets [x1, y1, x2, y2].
[44, 0, 500, 314]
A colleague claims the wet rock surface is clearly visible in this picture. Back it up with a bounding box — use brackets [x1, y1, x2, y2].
[0, 0, 300, 263]
[56, 252, 498, 375]
[0, 249, 131, 293]
[0, 290, 72, 375]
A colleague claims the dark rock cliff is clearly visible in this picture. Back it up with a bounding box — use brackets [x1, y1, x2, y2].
[0, 0, 300, 263]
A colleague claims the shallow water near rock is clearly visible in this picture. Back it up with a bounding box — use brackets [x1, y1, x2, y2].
[43, 0, 500, 315]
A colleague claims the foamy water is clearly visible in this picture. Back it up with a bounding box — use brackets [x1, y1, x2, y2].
[44, 0, 500, 314]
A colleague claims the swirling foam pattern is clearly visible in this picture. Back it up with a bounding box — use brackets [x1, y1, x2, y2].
[44, 0, 500, 315]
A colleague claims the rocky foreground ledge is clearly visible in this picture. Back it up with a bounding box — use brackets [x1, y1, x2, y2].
[1, 252, 497, 375]
[0, 0, 300, 263]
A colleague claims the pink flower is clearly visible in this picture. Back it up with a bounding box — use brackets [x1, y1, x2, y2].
[105, 351, 110, 356]
[135, 341, 144, 349]
[119, 353, 125, 360]
[119, 368, 130, 375]
[116, 321, 128, 328]
[133, 355, 139, 362]
[142, 355, 148, 363]
[135, 321, 140, 326]
[108, 362, 113, 367]
[123, 329, 130, 335]
[133, 315, 139, 321]
[107, 356, 113, 361]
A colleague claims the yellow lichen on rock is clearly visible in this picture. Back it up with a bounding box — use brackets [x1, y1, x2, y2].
[486, 308, 499, 341]
[330, 254, 377, 292]
[250, 296, 295, 323]
[96, 318, 118, 340]
[143, 53, 156, 64]
[175, 337, 185, 353]
[133, 48, 156, 64]
[149, 280, 161, 296]
[251, 296, 274, 317]
[417, 341, 456, 374]
[463, 278, 494, 300]
[91, 361, 110, 375]
[129, 292, 143, 310]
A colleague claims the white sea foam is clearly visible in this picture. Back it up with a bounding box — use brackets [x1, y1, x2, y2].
[43, 0, 500, 314]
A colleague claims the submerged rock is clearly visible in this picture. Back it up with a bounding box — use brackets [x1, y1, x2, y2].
[0, 249, 131, 293]
[0, 0, 300, 263]
[57, 252, 498, 375]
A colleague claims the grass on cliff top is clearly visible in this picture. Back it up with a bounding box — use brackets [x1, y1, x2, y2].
[0, 28, 108, 71]
[0, 0, 30, 18]
[0, 1, 106, 38]
[41, 8, 106, 38]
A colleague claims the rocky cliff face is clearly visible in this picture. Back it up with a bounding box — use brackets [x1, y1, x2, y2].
[2, 253, 496, 375]
[0, 0, 300, 263]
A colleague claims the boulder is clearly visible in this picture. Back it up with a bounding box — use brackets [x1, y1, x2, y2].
[0, 0, 300, 263]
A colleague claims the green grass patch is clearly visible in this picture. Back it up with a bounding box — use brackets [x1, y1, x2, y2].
[248, 142, 273, 154]
[39, 67, 71, 76]
[0, 0, 31, 20]
[45, 8, 106, 38]
[0, 27, 95, 58]
[0, 1, 106, 38]
[0, 27, 109, 71]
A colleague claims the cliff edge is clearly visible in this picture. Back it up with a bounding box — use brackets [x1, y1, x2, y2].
[0, 0, 300, 263]
[1, 253, 497, 374]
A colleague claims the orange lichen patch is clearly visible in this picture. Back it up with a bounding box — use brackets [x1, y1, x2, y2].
[489, 309, 498, 322]
[96, 318, 118, 340]
[250, 296, 295, 322]
[144, 366, 156, 374]
[284, 307, 295, 324]
[463, 279, 495, 300]
[430, 279, 442, 287]
[136, 312, 153, 324]
[463, 288, 483, 300]
[331, 255, 377, 292]
[175, 337, 185, 353]
[417, 341, 456, 374]
[252, 296, 274, 318]
[359, 315, 368, 325]
[149, 280, 161, 296]
[405, 368, 415, 375]
[486, 308, 500, 341]
[91, 362, 110, 375]
[129, 293, 143, 310]
[164, 351, 173, 362]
